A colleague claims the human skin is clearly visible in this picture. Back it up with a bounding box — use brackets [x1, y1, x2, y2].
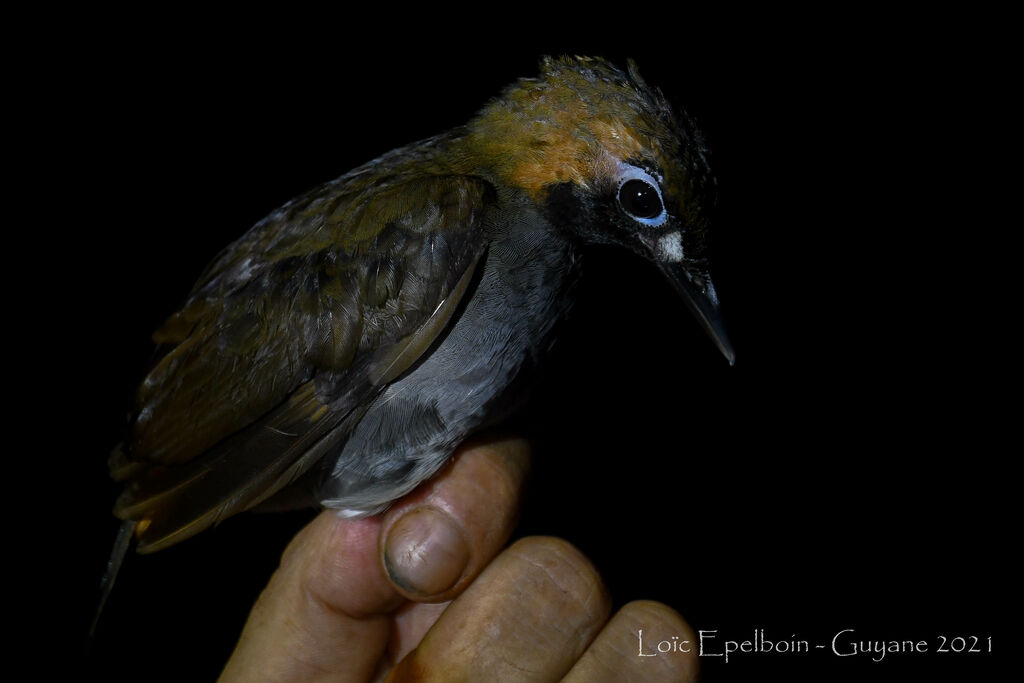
[219, 436, 698, 682]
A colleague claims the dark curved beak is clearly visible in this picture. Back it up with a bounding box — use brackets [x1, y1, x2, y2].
[659, 263, 735, 365]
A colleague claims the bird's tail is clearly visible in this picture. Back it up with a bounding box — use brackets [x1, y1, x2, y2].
[88, 520, 136, 640]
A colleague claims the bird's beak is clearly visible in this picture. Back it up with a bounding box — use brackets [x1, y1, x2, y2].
[658, 263, 735, 365]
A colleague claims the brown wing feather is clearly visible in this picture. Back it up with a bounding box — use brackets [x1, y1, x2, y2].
[113, 170, 492, 551]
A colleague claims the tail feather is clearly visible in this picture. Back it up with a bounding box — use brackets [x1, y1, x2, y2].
[88, 520, 136, 640]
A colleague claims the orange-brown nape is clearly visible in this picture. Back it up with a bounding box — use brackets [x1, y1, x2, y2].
[465, 56, 682, 201]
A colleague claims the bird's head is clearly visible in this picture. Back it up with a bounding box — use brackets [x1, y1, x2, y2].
[467, 56, 734, 363]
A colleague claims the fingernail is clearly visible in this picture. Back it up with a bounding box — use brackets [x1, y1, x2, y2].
[384, 507, 469, 596]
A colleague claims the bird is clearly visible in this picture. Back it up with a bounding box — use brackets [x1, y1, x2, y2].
[107, 55, 734, 558]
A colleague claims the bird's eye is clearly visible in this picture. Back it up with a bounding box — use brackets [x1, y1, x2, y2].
[618, 179, 663, 219]
[616, 164, 668, 226]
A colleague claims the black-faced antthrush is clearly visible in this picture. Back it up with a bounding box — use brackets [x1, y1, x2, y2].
[108, 55, 734, 560]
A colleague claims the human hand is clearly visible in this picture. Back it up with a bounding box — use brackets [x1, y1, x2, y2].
[219, 435, 698, 682]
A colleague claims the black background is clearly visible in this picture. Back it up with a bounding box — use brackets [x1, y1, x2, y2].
[27, 8, 1010, 681]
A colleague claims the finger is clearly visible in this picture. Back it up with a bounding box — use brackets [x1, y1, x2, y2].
[388, 536, 612, 681]
[219, 436, 531, 681]
[563, 600, 699, 682]
[219, 511, 401, 682]
[387, 600, 451, 669]
[380, 434, 531, 602]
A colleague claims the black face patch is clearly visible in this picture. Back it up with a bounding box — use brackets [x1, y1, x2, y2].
[543, 182, 592, 237]
[542, 181, 673, 264]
